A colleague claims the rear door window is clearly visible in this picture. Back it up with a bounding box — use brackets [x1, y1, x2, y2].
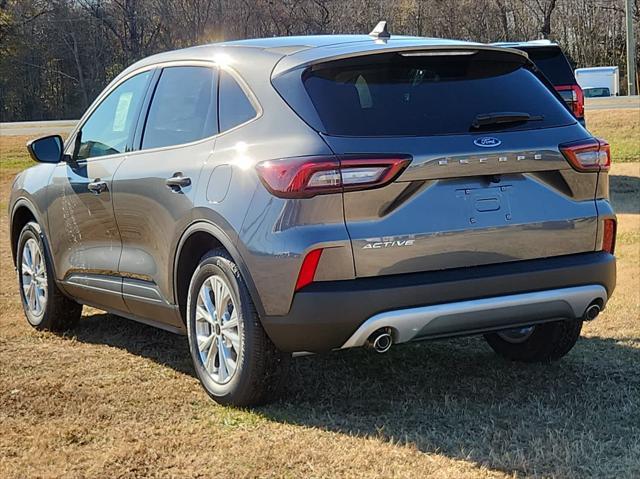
[142, 66, 218, 149]
[294, 51, 575, 137]
[218, 70, 257, 132]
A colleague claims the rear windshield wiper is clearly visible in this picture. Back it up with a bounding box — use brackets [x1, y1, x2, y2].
[471, 112, 544, 129]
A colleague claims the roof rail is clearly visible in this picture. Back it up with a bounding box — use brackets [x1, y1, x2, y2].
[369, 21, 390, 39]
[525, 39, 555, 45]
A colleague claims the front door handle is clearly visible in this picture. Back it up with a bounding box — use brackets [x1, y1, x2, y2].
[165, 172, 191, 191]
[87, 179, 108, 195]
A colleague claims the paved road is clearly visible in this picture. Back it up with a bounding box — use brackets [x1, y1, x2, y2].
[0, 120, 77, 137]
[585, 95, 640, 110]
[1, 96, 638, 137]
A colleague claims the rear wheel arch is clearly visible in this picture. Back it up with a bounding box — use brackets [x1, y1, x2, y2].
[173, 221, 264, 323]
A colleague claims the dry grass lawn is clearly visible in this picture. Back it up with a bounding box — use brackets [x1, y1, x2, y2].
[1, 109, 639, 478]
[586, 109, 640, 162]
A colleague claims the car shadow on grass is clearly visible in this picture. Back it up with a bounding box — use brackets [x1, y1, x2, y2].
[72, 312, 640, 477]
[72, 312, 194, 376]
[268, 337, 640, 477]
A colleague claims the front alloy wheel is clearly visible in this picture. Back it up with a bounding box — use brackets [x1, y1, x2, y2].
[16, 221, 82, 331]
[496, 326, 535, 344]
[21, 237, 48, 320]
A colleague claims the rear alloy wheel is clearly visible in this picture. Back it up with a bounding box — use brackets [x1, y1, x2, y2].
[16, 221, 82, 331]
[186, 249, 290, 406]
[194, 275, 241, 385]
[484, 319, 583, 362]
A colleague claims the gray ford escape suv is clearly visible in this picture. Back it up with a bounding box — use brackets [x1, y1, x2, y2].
[9, 32, 617, 407]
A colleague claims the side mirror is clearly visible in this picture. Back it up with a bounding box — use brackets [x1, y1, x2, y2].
[26, 135, 63, 163]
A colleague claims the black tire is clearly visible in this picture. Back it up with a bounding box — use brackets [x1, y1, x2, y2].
[484, 319, 583, 362]
[16, 221, 82, 331]
[186, 248, 290, 407]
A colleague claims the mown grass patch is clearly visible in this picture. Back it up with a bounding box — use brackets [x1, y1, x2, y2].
[0, 135, 34, 172]
[586, 109, 640, 162]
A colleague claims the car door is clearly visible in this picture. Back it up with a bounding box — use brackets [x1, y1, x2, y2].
[111, 64, 219, 327]
[48, 70, 154, 312]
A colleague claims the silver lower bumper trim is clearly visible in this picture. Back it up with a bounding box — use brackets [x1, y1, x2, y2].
[341, 285, 607, 349]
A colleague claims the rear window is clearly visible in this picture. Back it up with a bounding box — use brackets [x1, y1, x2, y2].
[142, 66, 218, 150]
[286, 51, 575, 137]
[519, 46, 576, 85]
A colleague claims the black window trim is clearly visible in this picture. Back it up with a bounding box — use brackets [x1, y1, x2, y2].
[132, 67, 162, 151]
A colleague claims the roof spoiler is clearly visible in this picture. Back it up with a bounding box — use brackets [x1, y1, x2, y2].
[272, 43, 529, 78]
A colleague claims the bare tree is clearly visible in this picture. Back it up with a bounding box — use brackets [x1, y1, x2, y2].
[1, 0, 638, 121]
[519, 0, 559, 39]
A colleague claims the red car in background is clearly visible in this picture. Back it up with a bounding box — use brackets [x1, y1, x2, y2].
[494, 40, 585, 126]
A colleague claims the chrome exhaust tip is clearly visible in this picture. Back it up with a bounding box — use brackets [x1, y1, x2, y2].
[583, 303, 601, 321]
[366, 329, 393, 353]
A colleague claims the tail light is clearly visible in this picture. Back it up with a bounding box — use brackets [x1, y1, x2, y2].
[255, 155, 411, 199]
[560, 138, 610, 172]
[295, 248, 323, 291]
[602, 218, 616, 254]
[555, 84, 584, 119]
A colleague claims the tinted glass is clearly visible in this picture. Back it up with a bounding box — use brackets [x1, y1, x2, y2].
[520, 47, 576, 85]
[300, 52, 575, 136]
[219, 71, 257, 132]
[584, 87, 610, 98]
[76, 71, 151, 160]
[142, 66, 218, 149]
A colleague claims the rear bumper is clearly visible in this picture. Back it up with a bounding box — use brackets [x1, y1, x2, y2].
[341, 285, 606, 348]
[261, 252, 616, 352]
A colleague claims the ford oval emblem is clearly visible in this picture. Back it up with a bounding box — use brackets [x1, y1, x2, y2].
[474, 137, 502, 148]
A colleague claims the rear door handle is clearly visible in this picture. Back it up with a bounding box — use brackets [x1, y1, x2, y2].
[165, 172, 191, 191]
[87, 179, 108, 195]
